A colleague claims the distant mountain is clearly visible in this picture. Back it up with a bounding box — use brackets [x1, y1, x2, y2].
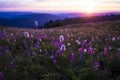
[0, 12, 66, 28]
[0, 12, 34, 19]
[58, 13, 83, 18]
[44, 14, 120, 28]
[58, 12, 120, 18]
[0, 12, 120, 28]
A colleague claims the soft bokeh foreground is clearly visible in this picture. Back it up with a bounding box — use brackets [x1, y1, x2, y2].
[0, 21, 120, 80]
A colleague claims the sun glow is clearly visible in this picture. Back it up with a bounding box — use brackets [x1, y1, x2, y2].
[1, 0, 120, 13]
[80, 1, 98, 14]
[84, 7, 95, 13]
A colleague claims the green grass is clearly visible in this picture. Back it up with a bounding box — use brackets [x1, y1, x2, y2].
[0, 21, 120, 80]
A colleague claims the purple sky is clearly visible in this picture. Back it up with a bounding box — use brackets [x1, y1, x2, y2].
[0, 0, 120, 13]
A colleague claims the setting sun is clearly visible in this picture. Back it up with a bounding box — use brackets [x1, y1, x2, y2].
[80, 0, 98, 13]
[0, 0, 120, 13]
[85, 7, 94, 13]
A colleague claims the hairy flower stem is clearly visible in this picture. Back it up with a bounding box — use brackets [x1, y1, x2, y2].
[69, 65, 77, 80]
[41, 41, 49, 55]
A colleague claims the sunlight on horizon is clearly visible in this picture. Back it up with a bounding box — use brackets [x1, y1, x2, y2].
[0, 0, 120, 14]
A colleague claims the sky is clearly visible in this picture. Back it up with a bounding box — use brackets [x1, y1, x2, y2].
[0, 0, 120, 13]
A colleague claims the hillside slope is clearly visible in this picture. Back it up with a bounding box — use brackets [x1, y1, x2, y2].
[0, 21, 120, 80]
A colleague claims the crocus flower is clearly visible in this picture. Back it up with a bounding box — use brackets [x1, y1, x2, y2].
[60, 44, 66, 51]
[59, 35, 64, 42]
[50, 55, 56, 64]
[24, 32, 30, 38]
[70, 53, 75, 63]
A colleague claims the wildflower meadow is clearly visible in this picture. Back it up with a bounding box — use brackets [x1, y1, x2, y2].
[0, 21, 120, 80]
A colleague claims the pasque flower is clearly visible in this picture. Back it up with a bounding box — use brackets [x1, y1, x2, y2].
[70, 53, 75, 63]
[92, 61, 99, 70]
[50, 55, 56, 64]
[24, 32, 30, 38]
[60, 44, 66, 51]
[104, 46, 108, 55]
[88, 46, 93, 55]
[59, 35, 64, 42]
[10, 61, 15, 69]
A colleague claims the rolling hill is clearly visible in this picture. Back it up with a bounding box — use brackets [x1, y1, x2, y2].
[0, 12, 120, 28]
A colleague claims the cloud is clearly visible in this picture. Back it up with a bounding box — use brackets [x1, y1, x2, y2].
[0, 2, 16, 8]
[0, 0, 30, 8]
[101, 0, 120, 4]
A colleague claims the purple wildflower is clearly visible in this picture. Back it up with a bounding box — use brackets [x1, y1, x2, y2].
[117, 37, 120, 40]
[104, 46, 108, 55]
[112, 37, 116, 41]
[59, 35, 64, 42]
[5, 46, 9, 53]
[30, 34, 34, 38]
[10, 61, 15, 69]
[70, 53, 75, 63]
[0, 49, 2, 55]
[79, 48, 83, 53]
[91, 37, 94, 41]
[79, 53, 83, 62]
[76, 40, 81, 45]
[60, 44, 66, 51]
[116, 48, 120, 57]
[52, 40, 62, 49]
[50, 55, 56, 64]
[0, 32, 6, 38]
[25, 51, 31, 58]
[34, 20, 39, 29]
[36, 33, 47, 40]
[88, 46, 94, 55]
[83, 48, 87, 53]
[24, 32, 30, 38]
[81, 42, 85, 49]
[0, 72, 4, 80]
[67, 43, 71, 46]
[92, 61, 99, 70]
